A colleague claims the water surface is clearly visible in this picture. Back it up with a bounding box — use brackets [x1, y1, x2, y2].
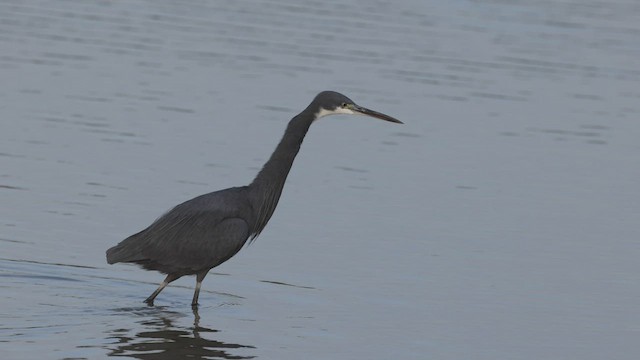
[1, 0, 639, 359]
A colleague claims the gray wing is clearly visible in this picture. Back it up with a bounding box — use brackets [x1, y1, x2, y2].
[107, 189, 252, 274]
[142, 214, 249, 274]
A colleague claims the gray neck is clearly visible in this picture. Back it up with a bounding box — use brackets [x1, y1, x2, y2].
[248, 107, 316, 238]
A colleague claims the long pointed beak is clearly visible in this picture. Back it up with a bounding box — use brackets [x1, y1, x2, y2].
[351, 104, 403, 124]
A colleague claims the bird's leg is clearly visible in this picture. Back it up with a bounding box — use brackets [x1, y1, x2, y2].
[144, 274, 179, 306]
[191, 270, 209, 307]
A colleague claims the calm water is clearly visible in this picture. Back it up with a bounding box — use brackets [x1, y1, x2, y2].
[2, 1, 639, 359]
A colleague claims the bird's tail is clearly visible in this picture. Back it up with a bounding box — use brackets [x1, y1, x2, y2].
[106, 245, 125, 264]
[106, 231, 146, 264]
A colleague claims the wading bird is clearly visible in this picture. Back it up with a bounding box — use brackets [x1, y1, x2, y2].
[106, 91, 402, 306]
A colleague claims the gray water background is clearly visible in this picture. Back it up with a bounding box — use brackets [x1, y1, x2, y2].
[1, 0, 639, 359]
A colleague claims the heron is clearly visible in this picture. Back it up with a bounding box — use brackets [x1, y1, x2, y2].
[106, 91, 402, 306]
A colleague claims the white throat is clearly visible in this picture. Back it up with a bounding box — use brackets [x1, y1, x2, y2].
[314, 107, 355, 121]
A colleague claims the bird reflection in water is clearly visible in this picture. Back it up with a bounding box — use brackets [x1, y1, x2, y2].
[107, 306, 254, 359]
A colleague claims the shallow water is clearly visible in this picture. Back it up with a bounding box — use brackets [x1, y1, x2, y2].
[2, 0, 640, 359]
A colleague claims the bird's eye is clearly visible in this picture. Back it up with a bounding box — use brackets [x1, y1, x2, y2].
[341, 102, 348, 108]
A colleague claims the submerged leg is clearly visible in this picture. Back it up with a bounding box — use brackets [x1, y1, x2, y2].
[144, 274, 179, 306]
[191, 270, 209, 307]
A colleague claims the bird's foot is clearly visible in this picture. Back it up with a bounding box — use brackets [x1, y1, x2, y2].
[144, 298, 155, 307]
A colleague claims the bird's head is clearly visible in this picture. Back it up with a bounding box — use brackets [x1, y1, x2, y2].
[311, 91, 403, 124]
